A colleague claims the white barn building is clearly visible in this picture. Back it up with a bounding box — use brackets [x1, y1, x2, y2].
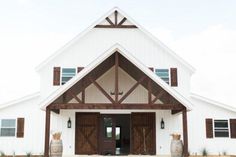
[0, 7, 236, 157]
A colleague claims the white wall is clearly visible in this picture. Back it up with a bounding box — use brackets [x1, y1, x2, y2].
[38, 28, 192, 101]
[0, 97, 45, 156]
[188, 97, 236, 155]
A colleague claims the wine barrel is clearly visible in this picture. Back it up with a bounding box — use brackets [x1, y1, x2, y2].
[50, 140, 63, 157]
[170, 139, 183, 157]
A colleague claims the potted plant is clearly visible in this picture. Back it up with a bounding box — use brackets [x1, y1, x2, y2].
[50, 132, 63, 157]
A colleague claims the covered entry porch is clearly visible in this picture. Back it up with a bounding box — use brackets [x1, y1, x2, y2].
[75, 112, 155, 155]
[42, 50, 190, 157]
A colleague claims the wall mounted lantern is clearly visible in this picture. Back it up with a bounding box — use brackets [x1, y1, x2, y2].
[67, 118, 72, 128]
[161, 118, 165, 129]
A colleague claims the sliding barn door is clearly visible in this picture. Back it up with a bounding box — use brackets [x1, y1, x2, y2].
[131, 112, 156, 155]
[75, 113, 100, 154]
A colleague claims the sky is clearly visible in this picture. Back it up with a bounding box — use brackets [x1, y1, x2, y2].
[0, 0, 236, 107]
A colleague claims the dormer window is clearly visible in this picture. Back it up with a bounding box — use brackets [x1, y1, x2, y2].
[155, 69, 169, 84]
[61, 68, 76, 85]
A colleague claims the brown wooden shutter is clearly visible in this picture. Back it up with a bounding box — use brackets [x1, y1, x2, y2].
[17, 118, 24, 138]
[77, 67, 84, 73]
[53, 67, 61, 86]
[230, 119, 236, 138]
[205, 118, 213, 138]
[170, 68, 178, 86]
[148, 67, 154, 72]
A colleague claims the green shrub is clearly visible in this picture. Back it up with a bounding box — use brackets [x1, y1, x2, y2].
[26, 152, 32, 157]
[202, 148, 208, 156]
[0, 151, 5, 157]
[222, 151, 227, 155]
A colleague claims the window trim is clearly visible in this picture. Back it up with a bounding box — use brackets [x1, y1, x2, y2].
[0, 119, 16, 137]
[60, 67, 77, 85]
[213, 119, 230, 138]
[155, 68, 170, 84]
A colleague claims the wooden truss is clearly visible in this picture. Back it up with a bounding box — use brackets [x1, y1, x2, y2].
[95, 10, 137, 28]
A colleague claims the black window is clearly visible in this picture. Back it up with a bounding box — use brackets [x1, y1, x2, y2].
[214, 120, 229, 137]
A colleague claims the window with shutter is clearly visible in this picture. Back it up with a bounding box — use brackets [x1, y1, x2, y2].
[214, 120, 229, 137]
[53, 67, 61, 86]
[230, 119, 236, 138]
[155, 69, 169, 84]
[170, 68, 178, 87]
[61, 68, 76, 85]
[0, 119, 16, 137]
[17, 118, 24, 138]
[205, 118, 213, 138]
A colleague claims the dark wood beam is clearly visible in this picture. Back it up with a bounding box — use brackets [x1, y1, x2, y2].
[171, 109, 182, 115]
[49, 103, 184, 110]
[182, 109, 189, 157]
[151, 90, 165, 104]
[51, 109, 60, 114]
[82, 89, 85, 103]
[68, 90, 82, 104]
[105, 17, 114, 25]
[148, 79, 152, 104]
[115, 52, 119, 103]
[114, 10, 118, 25]
[89, 77, 115, 104]
[118, 76, 146, 104]
[44, 107, 51, 157]
[118, 17, 127, 26]
[94, 25, 137, 28]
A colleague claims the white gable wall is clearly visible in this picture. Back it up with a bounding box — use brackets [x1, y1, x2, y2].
[38, 28, 192, 102]
[188, 97, 236, 155]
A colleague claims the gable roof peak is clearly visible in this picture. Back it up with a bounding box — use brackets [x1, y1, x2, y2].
[35, 7, 195, 74]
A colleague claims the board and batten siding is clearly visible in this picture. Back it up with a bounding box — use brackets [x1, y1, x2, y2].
[0, 96, 44, 155]
[189, 97, 236, 155]
[38, 28, 191, 101]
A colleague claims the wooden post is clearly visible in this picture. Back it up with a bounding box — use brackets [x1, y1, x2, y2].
[115, 52, 119, 103]
[81, 79, 85, 103]
[148, 79, 152, 104]
[182, 109, 189, 157]
[44, 107, 51, 157]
